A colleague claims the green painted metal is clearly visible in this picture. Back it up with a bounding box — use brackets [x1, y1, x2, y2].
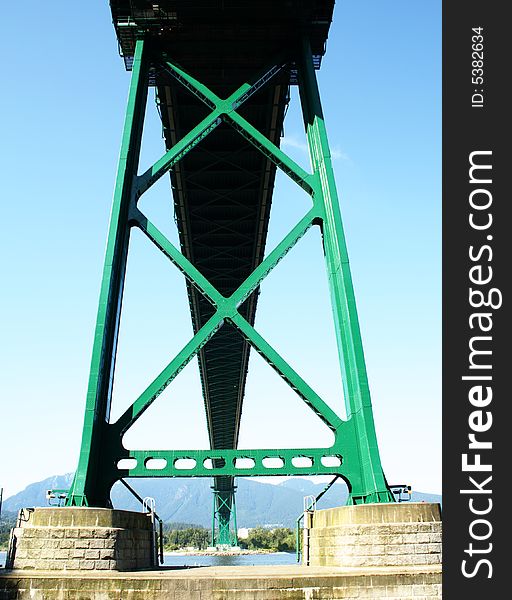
[298, 39, 393, 504]
[66, 32, 393, 517]
[67, 36, 149, 507]
[212, 489, 238, 547]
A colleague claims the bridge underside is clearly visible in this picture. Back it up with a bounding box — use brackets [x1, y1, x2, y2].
[157, 58, 289, 528]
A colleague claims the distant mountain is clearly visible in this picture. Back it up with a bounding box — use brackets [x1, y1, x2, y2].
[2, 474, 441, 528]
[2, 473, 74, 516]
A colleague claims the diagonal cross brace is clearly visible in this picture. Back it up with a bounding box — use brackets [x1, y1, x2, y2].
[114, 205, 341, 434]
[134, 59, 315, 200]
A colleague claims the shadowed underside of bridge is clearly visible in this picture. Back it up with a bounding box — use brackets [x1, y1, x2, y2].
[149, 0, 333, 539]
[65, 0, 393, 544]
[154, 45, 291, 518]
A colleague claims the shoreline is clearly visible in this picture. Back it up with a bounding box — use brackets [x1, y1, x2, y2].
[164, 549, 286, 556]
[0, 549, 290, 557]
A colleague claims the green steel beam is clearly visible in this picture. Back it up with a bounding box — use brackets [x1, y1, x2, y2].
[67, 38, 393, 510]
[212, 489, 238, 547]
[67, 37, 149, 507]
[111, 208, 323, 435]
[116, 446, 351, 478]
[135, 111, 223, 196]
[226, 111, 316, 196]
[230, 312, 343, 432]
[113, 311, 225, 435]
[298, 39, 393, 502]
[163, 59, 315, 195]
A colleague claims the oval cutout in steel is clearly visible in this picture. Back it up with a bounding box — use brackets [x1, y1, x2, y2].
[292, 456, 313, 468]
[321, 455, 341, 467]
[262, 457, 284, 469]
[117, 458, 137, 470]
[203, 457, 226, 470]
[145, 458, 167, 470]
[174, 458, 197, 470]
[234, 457, 255, 469]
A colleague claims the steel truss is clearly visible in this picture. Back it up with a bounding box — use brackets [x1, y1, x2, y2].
[211, 488, 238, 548]
[66, 36, 394, 515]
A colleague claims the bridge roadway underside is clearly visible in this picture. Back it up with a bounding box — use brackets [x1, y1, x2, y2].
[157, 70, 289, 512]
[0, 564, 442, 599]
[110, 0, 335, 519]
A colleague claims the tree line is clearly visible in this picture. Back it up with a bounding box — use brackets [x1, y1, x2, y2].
[162, 524, 296, 552]
[163, 525, 210, 550]
[240, 527, 296, 552]
[0, 515, 15, 550]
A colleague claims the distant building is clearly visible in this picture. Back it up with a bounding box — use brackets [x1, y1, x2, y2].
[237, 528, 250, 539]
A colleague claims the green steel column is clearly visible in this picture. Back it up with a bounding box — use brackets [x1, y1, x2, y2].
[67, 37, 149, 507]
[298, 40, 393, 503]
[212, 489, 238, 547]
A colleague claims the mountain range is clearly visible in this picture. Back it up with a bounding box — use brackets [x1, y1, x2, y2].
[2, 474, 441, 528]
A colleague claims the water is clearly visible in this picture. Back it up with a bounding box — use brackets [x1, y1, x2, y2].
[162, 552, 296, 567]
[0, 550, 296, 570]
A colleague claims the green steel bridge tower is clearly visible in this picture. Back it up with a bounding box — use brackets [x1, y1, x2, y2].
[66, 0, 394, 545]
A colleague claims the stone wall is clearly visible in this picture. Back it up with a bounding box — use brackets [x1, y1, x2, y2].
[0, 567, 442, 599]
[8, 507, 154, 571]
[306, 502, 442, 569]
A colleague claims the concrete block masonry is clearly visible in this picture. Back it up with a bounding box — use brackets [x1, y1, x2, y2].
[304, 502, 442, 570]
[6, 507, 153, 571]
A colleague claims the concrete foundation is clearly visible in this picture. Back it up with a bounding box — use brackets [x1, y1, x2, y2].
[0, 565, 442, 599]
[7, 507, 154, 571]
[305, 502, 442, 569]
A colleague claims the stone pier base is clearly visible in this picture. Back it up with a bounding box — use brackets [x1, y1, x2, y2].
[7, 507, 154, 571]
[305, 502, 442, 569]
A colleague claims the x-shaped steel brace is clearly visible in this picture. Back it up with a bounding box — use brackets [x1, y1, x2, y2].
[112, 55, 342, 446]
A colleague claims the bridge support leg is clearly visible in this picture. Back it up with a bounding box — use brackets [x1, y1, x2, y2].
[211, 488, 238, 548]
[62, 37, 393, 511]
[298, 40, 393, 503]
[66, 37, 149, 507]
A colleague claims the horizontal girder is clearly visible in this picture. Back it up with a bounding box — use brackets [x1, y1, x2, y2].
[117, 447, 347, 479]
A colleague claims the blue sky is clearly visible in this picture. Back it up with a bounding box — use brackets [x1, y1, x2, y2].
[0, 1, 441, 499]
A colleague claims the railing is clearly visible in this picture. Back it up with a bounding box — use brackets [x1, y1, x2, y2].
[6, 507, 34, 569]
[295, 475, 340, 564]
[390, 484, 412, 503]
[46, 489, 69, 506]
[120, 479, 164, 566]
